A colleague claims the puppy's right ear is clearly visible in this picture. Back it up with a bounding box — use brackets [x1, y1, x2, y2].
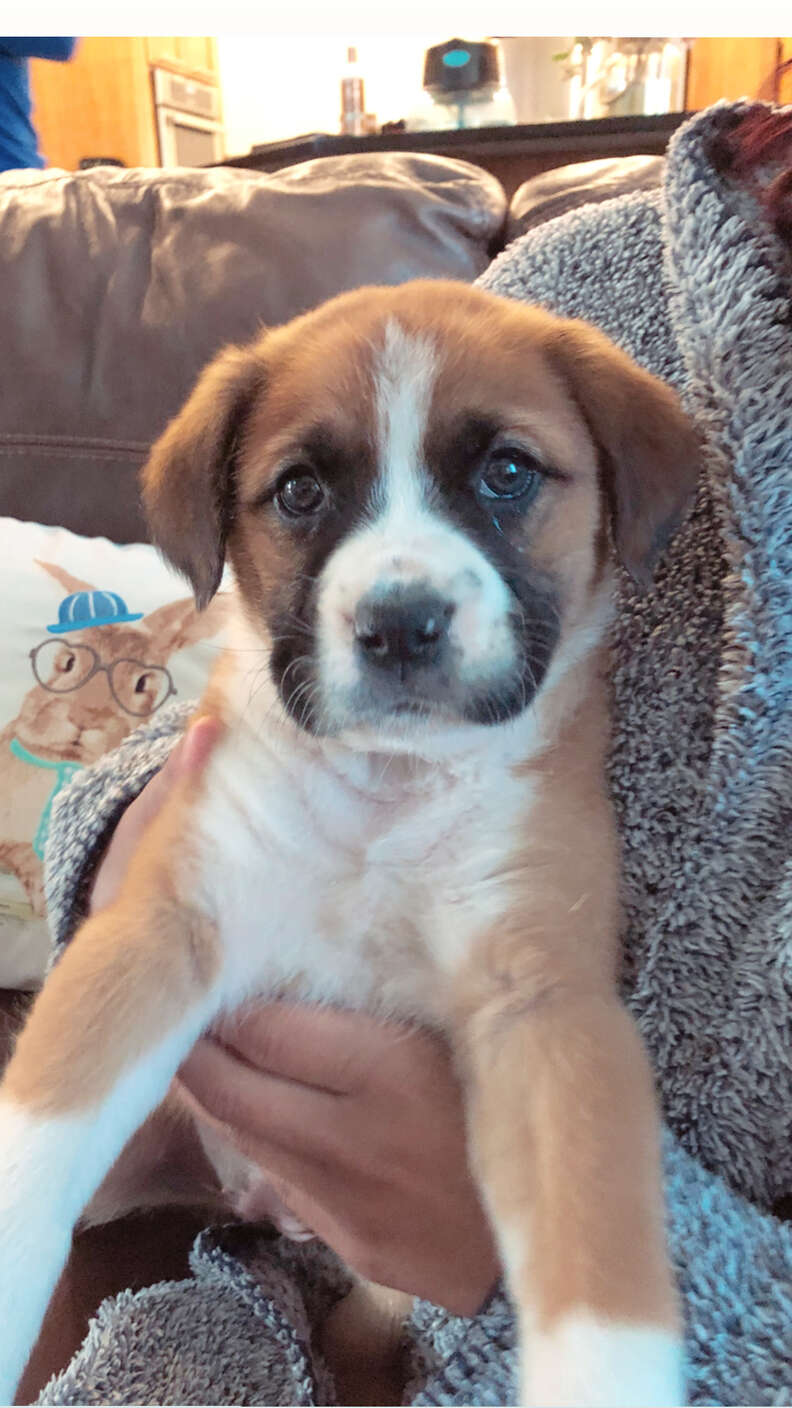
[142, 344, 266, 609]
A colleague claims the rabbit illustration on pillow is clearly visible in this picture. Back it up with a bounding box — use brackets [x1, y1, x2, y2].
[0, 559, 227, 918]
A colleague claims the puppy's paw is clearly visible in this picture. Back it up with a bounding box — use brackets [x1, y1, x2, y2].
[0, 1101, 75, 1404]
[523, 1314, 684, 1408]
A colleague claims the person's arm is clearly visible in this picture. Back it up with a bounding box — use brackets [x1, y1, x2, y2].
[0, 38, 76, 62]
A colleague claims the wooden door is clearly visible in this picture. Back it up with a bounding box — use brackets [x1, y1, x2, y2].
[685, 37, 781, 109]
[30, 37, 158, 170]
[779, 38, 792, 103]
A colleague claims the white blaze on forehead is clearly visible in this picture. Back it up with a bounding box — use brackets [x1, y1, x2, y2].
[314, 314, 522, 731]
[362, 317, 511, 632]
[371, 318, 438, 523]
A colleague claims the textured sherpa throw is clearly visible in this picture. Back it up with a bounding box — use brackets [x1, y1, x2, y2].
[40, 101, 792, 1406]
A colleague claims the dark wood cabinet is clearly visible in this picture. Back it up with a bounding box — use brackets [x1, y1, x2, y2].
[220, 113, 687, 200]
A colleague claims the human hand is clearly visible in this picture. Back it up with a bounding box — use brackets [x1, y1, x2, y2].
[178, 1004, 500, 1315]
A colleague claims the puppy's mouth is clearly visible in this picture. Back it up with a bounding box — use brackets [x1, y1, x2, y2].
[353, 692, 450, 728]
[275, 664, 547, 738]
[268, 579, 560, 738]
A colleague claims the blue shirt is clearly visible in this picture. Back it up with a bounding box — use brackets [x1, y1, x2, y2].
[0, 37, 76, 171]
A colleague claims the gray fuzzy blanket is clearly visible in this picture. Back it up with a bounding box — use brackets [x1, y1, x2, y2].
[41, 102, 792, 1406]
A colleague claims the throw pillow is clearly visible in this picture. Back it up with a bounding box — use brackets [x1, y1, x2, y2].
[0, 519, 227, 988]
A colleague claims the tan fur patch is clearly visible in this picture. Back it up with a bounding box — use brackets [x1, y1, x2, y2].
[452, 671, 678, 1334]
[4, 781, 219, 1114]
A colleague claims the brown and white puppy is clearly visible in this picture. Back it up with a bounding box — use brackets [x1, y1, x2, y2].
[0, 281, 697, 1407]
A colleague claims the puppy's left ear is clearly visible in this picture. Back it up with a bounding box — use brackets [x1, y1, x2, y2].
[544, 319, 701, 586]
[142, 344, 266, 609]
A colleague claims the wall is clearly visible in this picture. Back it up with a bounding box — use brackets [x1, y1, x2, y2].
[216, 34, 574, 155]
[217, 35, 439, 153]
[499, 38, 574, 123]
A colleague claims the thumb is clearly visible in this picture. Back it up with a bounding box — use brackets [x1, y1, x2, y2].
[90, 714, 223, 913]
[119, 714, 223, 830]
[169, 713, 224, 781]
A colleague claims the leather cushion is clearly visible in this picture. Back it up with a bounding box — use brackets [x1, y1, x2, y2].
[0, 154, 506, 542]
[508, 154, 664, 241]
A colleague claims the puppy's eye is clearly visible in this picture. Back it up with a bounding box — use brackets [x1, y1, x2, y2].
[478, 450, 541, 502]
[275, 471, 325, 517]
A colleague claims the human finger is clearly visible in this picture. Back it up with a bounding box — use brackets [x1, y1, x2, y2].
[178, 1033, 349, 1161]
[89, 715, 223, 913]
[211, 1002, 428, 1096]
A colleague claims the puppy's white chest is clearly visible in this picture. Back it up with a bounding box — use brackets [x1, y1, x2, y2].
[191, 727, 527, 1019]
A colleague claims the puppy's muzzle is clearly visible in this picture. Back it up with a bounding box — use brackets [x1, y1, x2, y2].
[354, 586, 454, 680]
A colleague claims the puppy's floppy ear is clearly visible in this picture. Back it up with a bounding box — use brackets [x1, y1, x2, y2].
[142, 344, 266, 609]
[544, 319, 700, 586]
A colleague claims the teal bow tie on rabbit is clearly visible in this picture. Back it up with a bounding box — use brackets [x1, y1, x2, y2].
[9, 738, 82, 859]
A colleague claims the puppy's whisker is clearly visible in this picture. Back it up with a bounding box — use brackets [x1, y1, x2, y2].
[286, 677, 316, 719]
[279, 655, 310, 694]
[280, 664, 321, 728]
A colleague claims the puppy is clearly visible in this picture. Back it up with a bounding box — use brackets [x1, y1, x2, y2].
[0, 281, 697, 1407]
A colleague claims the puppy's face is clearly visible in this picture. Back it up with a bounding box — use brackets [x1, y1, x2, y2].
[143, 283, 699, 741]
[233, 304, 603, 739]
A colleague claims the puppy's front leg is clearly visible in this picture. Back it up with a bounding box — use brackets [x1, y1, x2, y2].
[457, 966, 681, 1408]
[0, 886, 223, 1401]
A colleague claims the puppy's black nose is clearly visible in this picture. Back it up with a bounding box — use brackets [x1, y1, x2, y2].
[354, 590, 454, 669]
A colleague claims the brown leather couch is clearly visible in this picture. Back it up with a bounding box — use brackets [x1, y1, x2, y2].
[0, 146, 665, 1402]
[0, 150, 665, 548]
[0, 153, 507, 543]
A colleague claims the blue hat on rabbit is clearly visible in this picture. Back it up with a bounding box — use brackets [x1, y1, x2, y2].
[47, 590, 143, 634]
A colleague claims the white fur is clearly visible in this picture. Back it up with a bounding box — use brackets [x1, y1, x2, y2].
[317, 321, 518, 731]
[526, 1312, 683, 1407]
[373, 319, 437, 521]
[0, 1100, 77, 1398]
[193, 618, 533, 1015]
[0, 1000, 219, 1401]
[206, 581, 613, 1004]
